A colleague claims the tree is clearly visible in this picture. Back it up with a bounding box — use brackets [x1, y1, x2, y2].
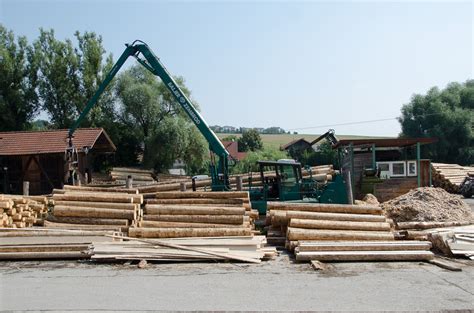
[33, 29, 114, 128]
[232, 147, 288, 174]
[299, 142, 338, 167]
[398, 80, 474, 165]
[116, 64, 207, 172]
[238, 129, 263, 152]
[0, 24, 39, 131]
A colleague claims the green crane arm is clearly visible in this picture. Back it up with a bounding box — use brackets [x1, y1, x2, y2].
[68, 41, 230, 190]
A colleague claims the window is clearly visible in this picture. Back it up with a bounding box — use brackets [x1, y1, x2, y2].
[407, 161, 417, 176]
[391, 162, 406, 177]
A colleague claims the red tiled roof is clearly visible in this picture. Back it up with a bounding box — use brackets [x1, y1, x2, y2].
[0, 128, 116, 156]
[221, 140, 247, 161]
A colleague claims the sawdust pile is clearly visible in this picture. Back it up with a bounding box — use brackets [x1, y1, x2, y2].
[381, 187, 473, 223]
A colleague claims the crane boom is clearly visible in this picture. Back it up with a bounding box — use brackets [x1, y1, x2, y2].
[68, 41, 230, 190]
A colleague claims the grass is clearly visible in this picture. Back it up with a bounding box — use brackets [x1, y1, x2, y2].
[217, 133, 391, 150]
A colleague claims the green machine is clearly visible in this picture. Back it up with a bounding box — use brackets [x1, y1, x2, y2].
[65, 40, 230, 191]
[249, 159, 349, 215]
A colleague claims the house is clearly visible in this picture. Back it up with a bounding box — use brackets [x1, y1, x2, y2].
[0, 128, 116, 195]
[333, 137, 437, 202]
[222, 141, 247, 161]
[280, 138, 312, 159]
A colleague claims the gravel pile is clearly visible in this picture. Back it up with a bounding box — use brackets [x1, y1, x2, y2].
[381, 187, 473, 223]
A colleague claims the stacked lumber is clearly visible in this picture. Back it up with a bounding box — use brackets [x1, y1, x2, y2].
[48, 187, 143, 231]
[110, 167, 156, 185]
[431, 163, 474, 193]
[135, 165, 335, 194]
[131, 191, 259, 238]
[265, 201, 434, 262]
[1, 195, 49, 228]
[401, 224, 474, 259]
[91, 235, 277, 263]
[0, 228, 118, 260]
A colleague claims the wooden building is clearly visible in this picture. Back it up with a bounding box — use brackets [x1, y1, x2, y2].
[333, 138, 437, 202]
[0, 128, 116, 195]
[280, 138, 312, 159]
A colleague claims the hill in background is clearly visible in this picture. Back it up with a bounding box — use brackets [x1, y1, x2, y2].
[217, 133, 392, 150]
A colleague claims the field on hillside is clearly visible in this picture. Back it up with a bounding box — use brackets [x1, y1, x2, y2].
[217, 133, 390, 150]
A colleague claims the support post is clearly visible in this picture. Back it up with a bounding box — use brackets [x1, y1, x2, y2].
[126, 175, 133, 189]
[23, 181, 29, 196]
[236, 176, 243, 191]
[349, 143, 355, 196]
[416, 142, 421, 187]
[180, 182, 187, 192]
[192, 178, 196, 192]
[371, 143, 376, 170]
[429, 160, 432, 187]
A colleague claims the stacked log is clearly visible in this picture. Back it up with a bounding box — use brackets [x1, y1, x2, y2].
[48, 187, 143, 231]
[0, 195, 49, 228]
[136, 165, 335, 195]
[130, 191, 259, 239]
[431, 163, 474, 193]
[265, 201, 434, 262]
[109, 167, 156, 185]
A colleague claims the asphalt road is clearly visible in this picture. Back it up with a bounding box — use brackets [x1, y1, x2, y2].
[0, 253, 473, 312]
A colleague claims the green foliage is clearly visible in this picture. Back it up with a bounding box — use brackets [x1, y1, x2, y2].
[398, 80, 474, 165]
[299, 142, 338, 167]
[238, 129, 263, 152]
[116, 65, 207, 172]
[0, 24, 39, 131]
[232, 147, 288, 174]
[33, 29, 114, 128]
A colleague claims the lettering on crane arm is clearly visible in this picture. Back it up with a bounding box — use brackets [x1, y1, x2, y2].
[168, 82, 201, 125]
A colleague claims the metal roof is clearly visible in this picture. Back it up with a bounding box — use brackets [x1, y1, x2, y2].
[0, 128, 116, 156]
[332, 137, 438, 149]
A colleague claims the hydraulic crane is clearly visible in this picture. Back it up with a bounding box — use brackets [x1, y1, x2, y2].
[66, 40, 230, 191]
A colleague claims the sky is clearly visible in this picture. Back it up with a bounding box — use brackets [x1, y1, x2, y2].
[0, 0, 472, 136]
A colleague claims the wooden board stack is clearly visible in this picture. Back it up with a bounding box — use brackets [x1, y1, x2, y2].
[91, 235, 276, 263]
[1, 195, 49, 228]
[109, 167, 157, 185]
[265, 201, 434, 262]
[431, 162, 474, 193]
[47, 186, 143, 231]
[0, 228, 117, 260]
[130, 191, 259, 238]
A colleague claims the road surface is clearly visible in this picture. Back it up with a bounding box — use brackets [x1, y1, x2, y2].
[0, 253, 473, 312]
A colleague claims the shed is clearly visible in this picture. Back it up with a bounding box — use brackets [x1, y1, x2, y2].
[333, 137, 438, 202]
[0, 128, 116, 195]
[222, 141, 247, 161]
[280, 138, 312, 159]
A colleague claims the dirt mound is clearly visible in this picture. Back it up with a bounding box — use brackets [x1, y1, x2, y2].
[381, 187, 473, 223]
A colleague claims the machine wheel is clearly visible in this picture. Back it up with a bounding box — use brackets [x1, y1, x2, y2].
[462, 191, 472, 198]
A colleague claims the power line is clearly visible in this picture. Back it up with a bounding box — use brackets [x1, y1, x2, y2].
[287, 112, 452, 132]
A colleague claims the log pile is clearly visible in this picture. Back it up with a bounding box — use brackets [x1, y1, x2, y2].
[265, 201, 434, 262]
[47, 187, 143, 231]
[1, 195, 49, 228]
[109, 167, 157, 185]
[131, 191, 259, 239]
[91, 235, 276, 263]
[431, 163, 474, 193]
[135, 165, 335, 195]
